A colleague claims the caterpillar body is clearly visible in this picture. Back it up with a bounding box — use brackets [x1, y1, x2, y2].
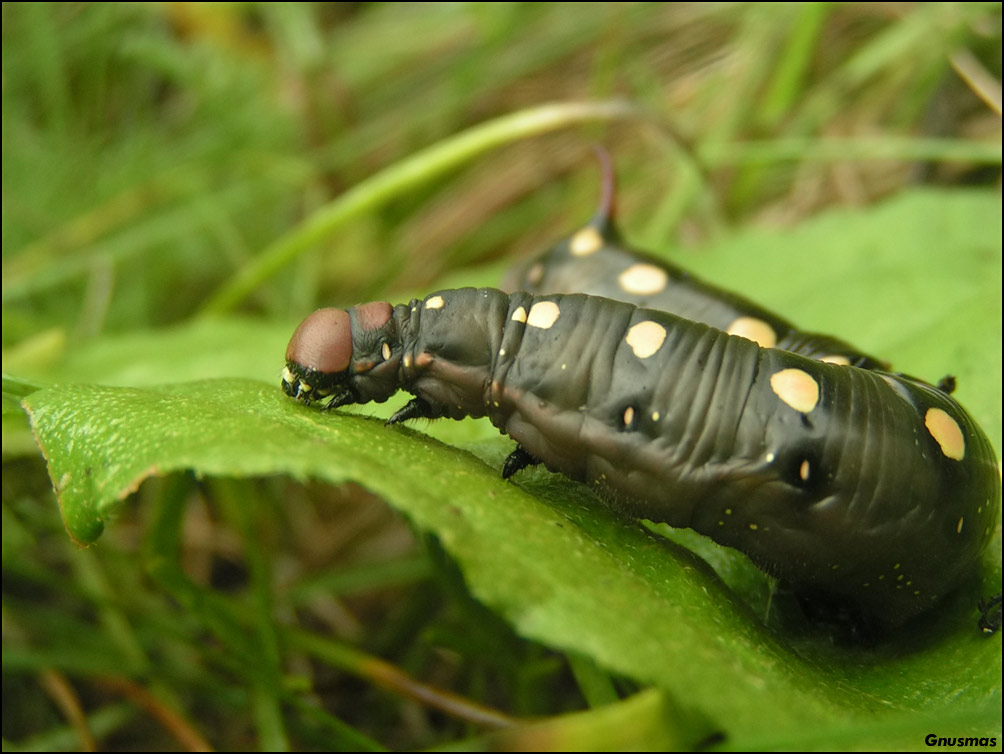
[516, 216, 892, 370]
[511, 151, 892, 371]
[282, 286, 1000, 630]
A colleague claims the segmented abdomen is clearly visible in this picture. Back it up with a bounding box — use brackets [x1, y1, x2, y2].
[406, 288, 999, 626]
[513, 218, 888, 369]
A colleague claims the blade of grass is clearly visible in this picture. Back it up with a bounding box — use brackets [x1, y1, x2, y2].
[702, 136, 1002, 165]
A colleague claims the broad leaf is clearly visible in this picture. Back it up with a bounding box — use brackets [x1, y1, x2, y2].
[19, 188, 1003, 744]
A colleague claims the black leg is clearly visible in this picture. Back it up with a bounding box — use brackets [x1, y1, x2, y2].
[502, 445, 541, 479]
[978, 593, 1002, 634]
[387, 397, 445, 425]
[936, 375, 957, 395]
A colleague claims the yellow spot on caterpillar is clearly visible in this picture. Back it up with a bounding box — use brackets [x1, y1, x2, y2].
[569, 227, 603, 256]
[618, 263, 668, 296]
[625, 320, 666, 359]
[820, 354, 851, 366]
[925, 407, 965, 460]
[651, 411, 660, 421]
[282, 366, 295, 384]
[770, 368, 820, 414]
[403, 354, 413, 369]
[527, 301, 560, 329]
[799, 459, 810, 482]
[957, 517, 964, 534]
[511, 306, 528, 323]
[425, 295, 445, 310]
[381, 343, 391, 360]
[623, 406, 635, 427]
[727, 316, 778, 348]
[749, 523, 758, 530]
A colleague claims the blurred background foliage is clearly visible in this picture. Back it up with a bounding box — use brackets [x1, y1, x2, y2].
[3, 2, 1001, 750]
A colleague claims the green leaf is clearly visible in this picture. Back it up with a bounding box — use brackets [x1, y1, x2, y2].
[20, 188, 1003, 744]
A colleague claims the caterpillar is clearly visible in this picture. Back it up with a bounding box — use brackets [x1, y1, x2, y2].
[281, 166, 1000, 632]
[510, 149, 893, 371]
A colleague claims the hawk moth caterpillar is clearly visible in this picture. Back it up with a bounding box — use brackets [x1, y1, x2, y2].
[281, 158, 999, 631]
[282, 287, 999, 630]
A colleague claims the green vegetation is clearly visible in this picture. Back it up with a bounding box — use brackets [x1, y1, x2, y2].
[4, 3, 1001, 750]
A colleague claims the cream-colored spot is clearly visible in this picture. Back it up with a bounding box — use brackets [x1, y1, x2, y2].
[403, 354, 413, 369]
[425, 295, 445, 310]
[764, 451, 776, 463]
[625, 320, 667, 359]
[820, 354, 851, 366]
[499, 348, 506, 357]
[511, 306, 528, 323]
[381, 343, 391, 360]
[569, 227, 603, 256]
[651, 411, 660, 422]
[618, 263, 668, 296]
[527, 301, 560, 329]
[623, 406, 635, 427]
[561, 363, 567, 370]
[727, 316, 778, 348]
[770, 368, 820, 414]
[525, 263, 544, 286]
[282, 366, 295, 383]
[799, 459, 810, 482]
[925, 407, 965, 460]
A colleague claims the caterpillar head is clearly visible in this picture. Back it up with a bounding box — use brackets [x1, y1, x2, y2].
[282, 302, 401, 409]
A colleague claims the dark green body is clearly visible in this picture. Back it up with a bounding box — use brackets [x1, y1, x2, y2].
[319, 287, 999, 628]
[512, 216, 890, 369]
